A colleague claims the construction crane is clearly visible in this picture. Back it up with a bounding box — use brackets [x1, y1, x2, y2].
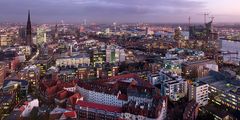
[203, 12, 209, 24]
[198, 12, 209, 24]
[210, 16, 215, 22]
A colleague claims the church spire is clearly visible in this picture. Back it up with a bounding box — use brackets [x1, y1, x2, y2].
[27, 10, 31, 23]
[26, 10, 32, 45]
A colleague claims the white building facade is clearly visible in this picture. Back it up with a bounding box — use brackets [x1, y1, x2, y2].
[56, 54, 90, 67]
[188, 81, 209, 106]
[159, 70, 188, 101]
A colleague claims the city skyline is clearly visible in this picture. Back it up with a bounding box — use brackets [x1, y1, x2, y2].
[0, 0, 240, 24]
[1, 0, 240, 119]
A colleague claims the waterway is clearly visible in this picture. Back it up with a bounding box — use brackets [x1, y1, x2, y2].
[221, 39, 240, 65]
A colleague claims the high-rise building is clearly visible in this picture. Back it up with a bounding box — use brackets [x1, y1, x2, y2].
[26, 10, 32, 45]
[92, 50, 106, 67]
[188, 81, 209, 106]
[36, 27, 47, 45]
[106, 45, 125, 64]
[106, 47, 115, 63]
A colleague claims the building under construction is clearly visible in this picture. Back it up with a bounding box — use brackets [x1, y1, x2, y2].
[189, 21, 218, 41]
[188, 20, 220, 60]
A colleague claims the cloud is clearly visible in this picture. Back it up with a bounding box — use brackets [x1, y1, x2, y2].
[0, 0, 205, 23]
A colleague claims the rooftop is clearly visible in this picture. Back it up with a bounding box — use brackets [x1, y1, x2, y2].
[182, 59, 216, 66]
[78, 74, 156, 99]
[57, 53, 89, 59]
[3, 79, 29, 88]
[193, 81, 208, 87]
[199, 70, 240, 94]
[76, 100, 122, 113]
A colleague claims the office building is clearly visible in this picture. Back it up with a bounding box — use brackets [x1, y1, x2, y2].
[199, 70, 240, 111]
[106, 45, 125, 63]
[182, 60, 218, 79]
[56, 53, 90, 68]
[36, 27, 47, 45]
[92, 50, 106, 67]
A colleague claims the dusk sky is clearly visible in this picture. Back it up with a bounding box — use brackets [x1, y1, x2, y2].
[0, 0, 239, 23]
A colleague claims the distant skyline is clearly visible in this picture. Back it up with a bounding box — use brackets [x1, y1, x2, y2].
[0, 0, 240, 23]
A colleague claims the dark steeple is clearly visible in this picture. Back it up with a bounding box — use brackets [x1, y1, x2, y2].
[26, 10, 32, 45]
[54, 24, 58, 41]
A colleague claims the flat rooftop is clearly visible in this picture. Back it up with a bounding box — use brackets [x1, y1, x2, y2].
[199, 71, 240, 95]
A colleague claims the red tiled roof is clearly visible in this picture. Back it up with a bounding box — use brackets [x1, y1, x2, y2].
[63, 111, 77, 118]
[46, 85, 58, 95]
[56, 80, 77, 88]
[117, 93, 128, 101]
[76, 101, 122, 113]
[43, 80, 78, 96]
[56, 90, 68, 100]
[98, 73, 153, 88]
[68, 93, 82, 105]
[77, 74, 156, 98]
